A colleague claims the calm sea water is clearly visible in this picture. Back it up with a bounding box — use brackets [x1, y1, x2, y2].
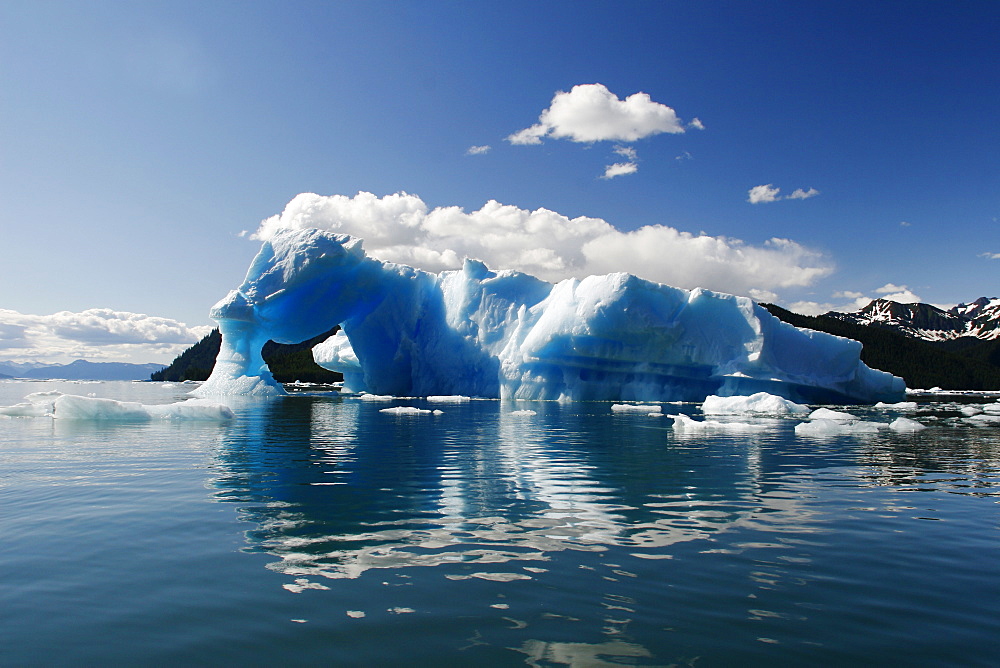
[2, 380, 999, 667]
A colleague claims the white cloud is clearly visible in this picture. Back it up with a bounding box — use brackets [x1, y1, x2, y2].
[0, 308, 212, 364]
[253, 191, 834, 299]
[688, 117, 705, 130]
[747, 184, 781, 204]
[786, 187, 820, 200]
[875, 283, 922, 303]
[601, 162, 638, 179]
[613, 145, 637, 161]
[507, 83, 686, 145]
[979, 251, 1000, 260]
[786, 283, 925, 316]
[466, 145, 491, 155]
[899, 221, 911, 227]
[748, 184, 819, 203]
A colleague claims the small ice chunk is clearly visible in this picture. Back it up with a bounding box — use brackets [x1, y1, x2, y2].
[0, 401, 52, 417]
[426, 395, 471, 402]
[509, 409, 537, 416]
[875, 401, 919, 410]
[889, 417, 926, 432]
[359, 394, 395, 401]
[612, 403, 663, 415]
[669, 413, 768, 432]
[961, 406, 983, 416]
[702, 392, 809, 415]
[795, 419, 888, 436]
[380, 406, 437, 415]
[808, 408, 858, 422]
[964, 414, 1000, 427]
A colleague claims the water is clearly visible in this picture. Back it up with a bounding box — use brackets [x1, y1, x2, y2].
[2, 380, 1000, 666]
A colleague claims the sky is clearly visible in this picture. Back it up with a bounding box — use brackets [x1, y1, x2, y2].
[1, 0, 997, 364]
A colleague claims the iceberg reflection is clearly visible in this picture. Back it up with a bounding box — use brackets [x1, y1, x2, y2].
[209, 397, 815, 585]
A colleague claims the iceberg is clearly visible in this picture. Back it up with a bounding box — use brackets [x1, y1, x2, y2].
[195, 228, 905, 404]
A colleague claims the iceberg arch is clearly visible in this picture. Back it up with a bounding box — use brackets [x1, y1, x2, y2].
[194, 228, 904, 403]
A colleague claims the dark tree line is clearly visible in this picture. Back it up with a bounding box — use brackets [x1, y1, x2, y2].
[151, 327, 343, 384]
[762, 304, 1000, 391]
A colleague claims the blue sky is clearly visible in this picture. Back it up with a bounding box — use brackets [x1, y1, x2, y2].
[1, 0, 997, 363]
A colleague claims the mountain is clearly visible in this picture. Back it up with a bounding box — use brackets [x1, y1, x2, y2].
[16, 360, 166, 381]
[0, 360, 51, 377]
[826, 297, 1000, 341]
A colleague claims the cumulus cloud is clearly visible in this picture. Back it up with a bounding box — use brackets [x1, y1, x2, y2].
[507, 83, 686, 145]
[979, 251, 1000, 260]
[466, 145, 491, 155]
[747, 184, 820, 203]
[747, 184, 781, 204]
[0, 308, 212, 364]
[253, 191, 834, 299]
[688, 118, 705, 130]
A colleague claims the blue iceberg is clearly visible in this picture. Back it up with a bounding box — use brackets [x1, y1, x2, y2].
[194, 228, 904, 403]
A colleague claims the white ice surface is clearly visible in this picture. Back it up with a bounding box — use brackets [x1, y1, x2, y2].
[0, 391, 234, 421]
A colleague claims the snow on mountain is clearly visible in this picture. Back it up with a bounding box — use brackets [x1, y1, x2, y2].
[826, 297, 1000, 341]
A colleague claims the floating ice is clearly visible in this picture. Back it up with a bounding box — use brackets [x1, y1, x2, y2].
[611, 403, 663, 414]
[0, 391, 234, 421]
[509, 409, 537, 416]
[889, 417, 926, 432]
[426, 395, 471, 403]
[701, 392, 809, 415]
[379, 406, 443, 415]
[807, 408, 859, 422]
[875, 401, 919, 410]
[795, 419, 888, 436]
[964, 414, 1000, 427]
[195, 228, 905, 403]
[669, 413, 769, 432]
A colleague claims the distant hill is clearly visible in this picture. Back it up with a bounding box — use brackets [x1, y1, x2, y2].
[17, 360, 166, 381]
[762, 303, 1000, 391]
[151, 327, 342, 383]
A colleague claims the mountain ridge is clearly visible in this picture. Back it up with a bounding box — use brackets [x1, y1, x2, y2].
[0, 359, 166, 381]
[825, 296, 1000, 341]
